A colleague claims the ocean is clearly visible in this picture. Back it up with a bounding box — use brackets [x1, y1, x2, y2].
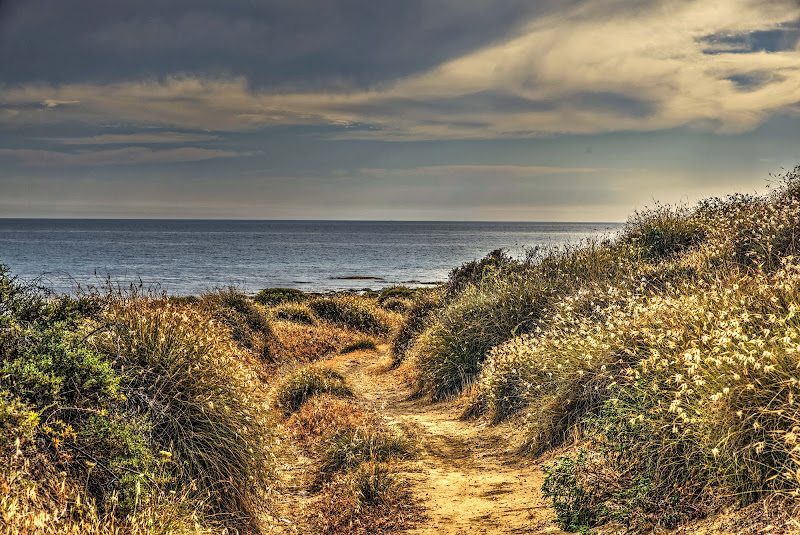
[0, 219, 622, 296]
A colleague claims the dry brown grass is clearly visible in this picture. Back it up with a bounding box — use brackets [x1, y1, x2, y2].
[286, 394, 373, 449]
[303, 464, 422, 535]
[283, 394, 422, 534]
[271, 320, 361, 363]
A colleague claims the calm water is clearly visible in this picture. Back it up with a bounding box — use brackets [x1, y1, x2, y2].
[0, 220, 622, 296]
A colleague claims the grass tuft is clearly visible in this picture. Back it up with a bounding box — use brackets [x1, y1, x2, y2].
[273, 365, 354, 415]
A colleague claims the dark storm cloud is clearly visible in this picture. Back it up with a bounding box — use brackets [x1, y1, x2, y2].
[0, 0, 575, 89]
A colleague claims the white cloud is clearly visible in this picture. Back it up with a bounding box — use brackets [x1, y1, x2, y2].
[41, 99, 80, 108]
[1, 0, 799, 139]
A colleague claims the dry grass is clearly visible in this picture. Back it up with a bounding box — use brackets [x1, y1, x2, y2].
[272, 365, 354, 416]
[284, 394, 420, 534]
[92, 297, 273, 533]
[307, 295, 393, 336]
[303, 463, 421, 535]
[271, 320, 361, 363]
[405, 168, 800, 530]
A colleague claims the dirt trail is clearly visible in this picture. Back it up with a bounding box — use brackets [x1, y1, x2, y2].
[327, 346, 568, 535]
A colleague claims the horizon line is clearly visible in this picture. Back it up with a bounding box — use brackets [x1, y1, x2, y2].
[0, 217, 624, 224]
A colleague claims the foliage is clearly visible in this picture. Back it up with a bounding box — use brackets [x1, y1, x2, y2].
[340, 338, 377, 354]
[622, 202, 705, 262]
[272, 302, 319, 325]
[94, 297, 273, 532]
[542, 450, 607, 533]
[410, 272, 551, 399]
[253, 287, 306, 306]
[273, 365, 354, 415]
[307, 295, 391, 336]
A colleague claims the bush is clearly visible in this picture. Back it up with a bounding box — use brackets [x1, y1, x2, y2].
[0, 277, 157, 517]
[542, 450, 609, 533]
[390, 289, 444, 366]
[273, 365, 354, 415]
[378, 286, 416, 304]
[340, 338, 377, 354]
[411, 273, 551, 400]
[445, 248, 519, 297]
[95, 297, 273, 532]
[254, 287, 306, 306]
[622, 203, 705, 262]
[201, 287, 276, 362]
[273, 302, 319, 325]
[308, 295, 390, 336]
[320, 422, 413, 475]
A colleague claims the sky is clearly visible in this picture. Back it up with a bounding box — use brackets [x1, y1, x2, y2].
[1, 0, 799, 221]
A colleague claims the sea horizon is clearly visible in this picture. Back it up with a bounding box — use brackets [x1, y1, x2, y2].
[0, 219, 623, 296]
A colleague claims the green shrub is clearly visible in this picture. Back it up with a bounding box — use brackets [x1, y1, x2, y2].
[308, 295, 390, 336]
[0, 269, 158, 517]
[201, 287, 276, 361]
[542, 450, 607, 533]
[321, 425, 412, 475]
[390, 288, 444, 366]
[254, 287, 306, 306]
[445, 248, 517, 297]
[411, 273, 550, 400]
[0, 390, 39, 449]
[378, 286, 416, 304]
[273, 302, 319, 325]
[622, 203, 705, 262]
[340, 338, 377, 354]
[273, 365, 354, 415]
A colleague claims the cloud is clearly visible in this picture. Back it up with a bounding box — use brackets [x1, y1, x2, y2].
[41, 132, 220, 144]
[41, 99, 80, 108]
[358, 165, 600, 178]
[0, 146, 239, 166]
[0, 0, 557, 89]
[1, 0, 798, 140]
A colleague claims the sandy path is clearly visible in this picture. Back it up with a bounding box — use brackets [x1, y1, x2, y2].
[328, 346, 568, 535]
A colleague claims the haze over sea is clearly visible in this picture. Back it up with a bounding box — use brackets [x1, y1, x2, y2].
[0, 219, 621, 296]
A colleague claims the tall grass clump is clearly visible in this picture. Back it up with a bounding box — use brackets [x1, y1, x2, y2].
[201, 287, 276, 363]
[253, 287, 306, 306]
[308, 294, 391, 336]
[272, 365, 353, 415]
[622, 202, 706, 262]
[390, 288, 444, 366]
[93, 296, 273, 532]
[272, 302, 319, 325]
[410, 272, 552, 400]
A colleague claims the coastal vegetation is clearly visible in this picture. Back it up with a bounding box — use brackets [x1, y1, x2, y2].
[395, 166, 800, 532]
[3, 165, 800, 533]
